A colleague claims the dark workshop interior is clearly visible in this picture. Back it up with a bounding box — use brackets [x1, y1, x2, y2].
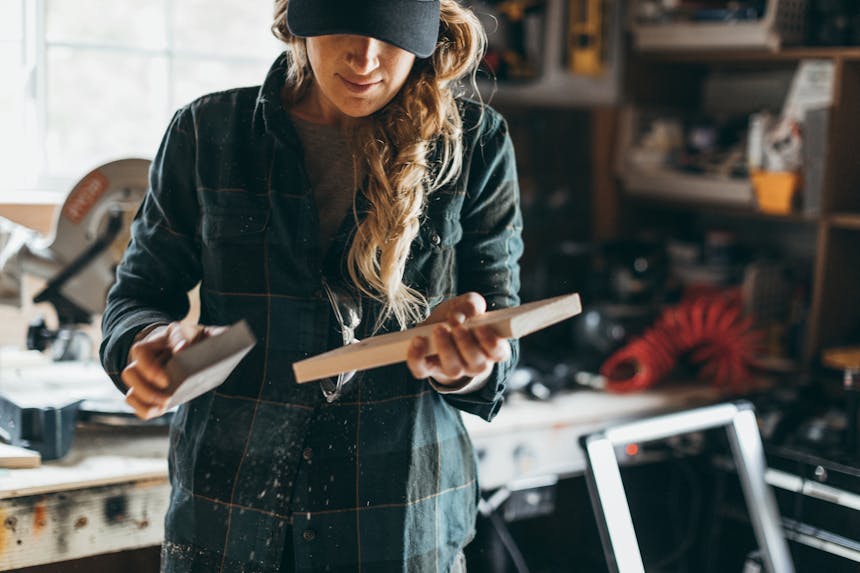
[2, 0, 860, 572]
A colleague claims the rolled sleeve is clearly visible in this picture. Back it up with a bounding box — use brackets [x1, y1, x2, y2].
[100, 107, 202, 393]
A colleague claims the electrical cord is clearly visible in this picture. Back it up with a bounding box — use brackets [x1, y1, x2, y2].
[487, 510, 531, 573]
[648, 457, 703, 572]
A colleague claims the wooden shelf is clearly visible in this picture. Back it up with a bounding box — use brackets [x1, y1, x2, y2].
[622, 169, 753, 207]
[626, 193, 820, 223]
[635, 47, 860, 63]
[828, 213, 860, 230]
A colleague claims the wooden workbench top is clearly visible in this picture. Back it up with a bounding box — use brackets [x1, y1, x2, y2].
[463, 383, 720, 438]
[0, 426, 169, 500]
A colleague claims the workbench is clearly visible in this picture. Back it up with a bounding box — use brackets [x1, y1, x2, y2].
[0, 352, 170, 570]
[0, 426, 169, 571]
[463, 384, 718, 490]
[0, 351, 721, 570]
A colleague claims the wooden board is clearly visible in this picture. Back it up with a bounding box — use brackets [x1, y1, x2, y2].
[163, 320, 256, 409]
[0, 444, 40, 469]
[293, 293, 582, 383]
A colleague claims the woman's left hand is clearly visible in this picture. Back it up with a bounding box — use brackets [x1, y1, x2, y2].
[406, 292, 511, 386]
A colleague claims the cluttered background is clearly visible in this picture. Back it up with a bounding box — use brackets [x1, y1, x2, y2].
[1, 0, 860, 571]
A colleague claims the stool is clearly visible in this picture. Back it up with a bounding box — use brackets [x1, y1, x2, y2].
[579, 401, 794, 573]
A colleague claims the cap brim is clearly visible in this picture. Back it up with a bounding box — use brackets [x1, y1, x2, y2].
[287, 1, 440, 59]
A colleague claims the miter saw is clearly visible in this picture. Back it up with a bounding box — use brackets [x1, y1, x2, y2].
[0, 158, 149, 361]
[0, 159, 157, 460]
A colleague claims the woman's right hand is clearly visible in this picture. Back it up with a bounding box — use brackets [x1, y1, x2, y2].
[121, 322, 225, 419]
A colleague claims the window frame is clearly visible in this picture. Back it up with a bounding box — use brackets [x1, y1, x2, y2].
[6, 0, 278, 204]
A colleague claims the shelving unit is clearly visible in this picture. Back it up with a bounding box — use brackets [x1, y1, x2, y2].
[614, 47, 860, 370]
[478, 0, 624, 107]
[630, 0, 808, 52]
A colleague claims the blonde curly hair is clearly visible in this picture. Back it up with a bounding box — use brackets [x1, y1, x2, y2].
[272, 0, 486, 331]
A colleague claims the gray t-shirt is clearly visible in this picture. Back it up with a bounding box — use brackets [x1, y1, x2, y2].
[291, 116, 356, 253]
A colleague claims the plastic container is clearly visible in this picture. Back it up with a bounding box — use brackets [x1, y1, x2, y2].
[751, 170, 800, 214]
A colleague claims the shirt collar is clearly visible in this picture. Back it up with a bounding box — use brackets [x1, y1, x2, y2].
[254, 52, 302, 147]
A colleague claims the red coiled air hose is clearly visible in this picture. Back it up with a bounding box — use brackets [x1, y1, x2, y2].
[600, 292, 762, 393]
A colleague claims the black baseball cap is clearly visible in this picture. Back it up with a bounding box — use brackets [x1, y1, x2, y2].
[286, 0, 441, 59]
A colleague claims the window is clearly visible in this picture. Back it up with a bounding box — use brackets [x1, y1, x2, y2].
[1, 0, 282, 202]
[0, 0, 33, 195]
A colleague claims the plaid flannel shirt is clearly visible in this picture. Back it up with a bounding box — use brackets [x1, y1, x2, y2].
[100, 53, 523, 573]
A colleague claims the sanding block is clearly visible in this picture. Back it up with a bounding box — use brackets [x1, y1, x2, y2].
[163, 320, 257, 409]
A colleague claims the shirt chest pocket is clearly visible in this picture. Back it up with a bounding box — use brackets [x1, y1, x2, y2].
[201, 204, 269, 244]
[407, 217, 463, 299]
[200, 194, 271, 294]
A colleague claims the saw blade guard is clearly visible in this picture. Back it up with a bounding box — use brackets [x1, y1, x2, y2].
[48, 158, 150, 318]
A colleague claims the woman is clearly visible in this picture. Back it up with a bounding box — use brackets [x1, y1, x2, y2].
[101, 0, 523, 571]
